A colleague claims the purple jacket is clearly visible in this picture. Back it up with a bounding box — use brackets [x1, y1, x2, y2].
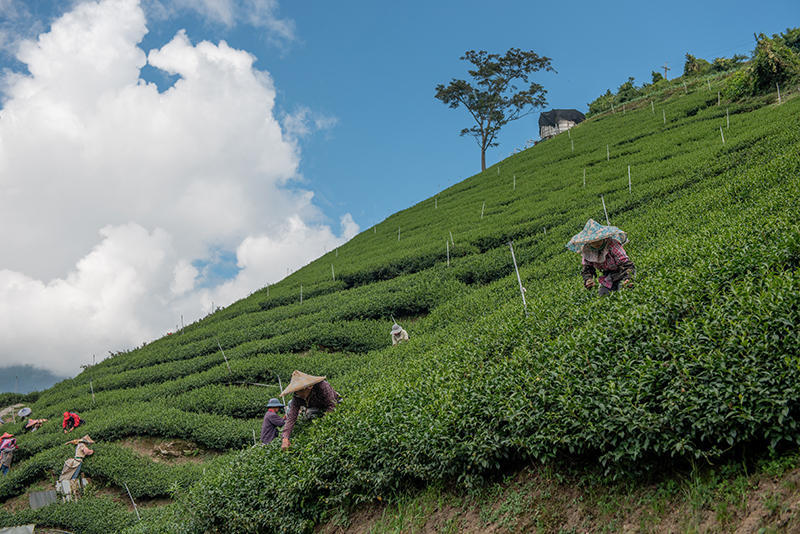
[260, 411, 286, 445]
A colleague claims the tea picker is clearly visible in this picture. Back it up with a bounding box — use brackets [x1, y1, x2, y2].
[566, 219, 636, 297]
[280, 371, 340, 450]
[260, 398, 286, 445]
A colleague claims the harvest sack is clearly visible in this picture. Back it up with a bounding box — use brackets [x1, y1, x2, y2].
[58, 458, 82, 482]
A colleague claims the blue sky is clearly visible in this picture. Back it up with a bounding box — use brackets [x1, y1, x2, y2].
[0, 0, 797, 383]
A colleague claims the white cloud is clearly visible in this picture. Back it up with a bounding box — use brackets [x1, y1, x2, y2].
[0, 0, 357, 377]
[282, 105, 339, 140]
[147, 0, 296, 44]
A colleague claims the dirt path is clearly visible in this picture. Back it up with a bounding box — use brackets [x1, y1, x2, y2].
[0, 404, 26, 424]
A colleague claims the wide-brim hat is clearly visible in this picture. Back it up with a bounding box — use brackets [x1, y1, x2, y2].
[266, 398, 284, 409]
[67, 435, 95, 445]
[17, 407, 31, 417]
[1, 432, 13, 439]
[281, 370, 326, 397]
[565, 219, 628, 253]
[391, 323, 402, 334]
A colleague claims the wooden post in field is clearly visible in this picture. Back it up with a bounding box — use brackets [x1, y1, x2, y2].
[651, 100, 655, 114]
[720, 126, 725, 145]
[300, 285, 303, 303]
[331, 264, 335, 281]
[583, 168, 586, 187]
[606, 144, 609, 161]
[513, 173, 516, 190]
[571, 139, 574, 151]
[663, 109, 666, 125]
[508, 241, 528, 318]
[446, 240, 450, 267]
[481, 201, 485, 219]
[777, 83, 781, 104]
[601, 195, 610, 225]
[435, 197, 437, 209]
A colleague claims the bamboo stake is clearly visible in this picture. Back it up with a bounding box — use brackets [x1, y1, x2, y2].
[663, 109, 666, 125]
[508, 241, 528, 317]
[777, 83, 781, 104]
[601, 195, 610, 225]
[607, 144, 609, 161]
[720, 126, 725, 145]
[446, 240, 450, 267]
[583, 168, 586, 187]
[651, 100, 654, 114]
[481, 201, 485, 219]
[331, 264, 335, 281]
[90, 381, 95, 405]
[216, 339, 232, 375]
[628, 165, 631, 193]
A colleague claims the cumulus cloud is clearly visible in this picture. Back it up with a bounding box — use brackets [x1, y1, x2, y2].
[0, 0, 356, 377]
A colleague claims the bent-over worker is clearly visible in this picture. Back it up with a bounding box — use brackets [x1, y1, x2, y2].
[59, 435, 95, 481]
[280, 371, 339, 450]
[62, 412, 85, 433]
[566, 219, 636, 297]
[391, 323, 409, 346]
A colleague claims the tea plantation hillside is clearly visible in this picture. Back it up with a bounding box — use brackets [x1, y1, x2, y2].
[1, 74, 800, 533]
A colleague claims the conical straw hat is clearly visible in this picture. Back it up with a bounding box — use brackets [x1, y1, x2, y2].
[281, 370, 326, 396]
[565, 219, 628, 253]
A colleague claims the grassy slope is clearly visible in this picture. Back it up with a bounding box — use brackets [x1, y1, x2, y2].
[0, 74, 799, 533]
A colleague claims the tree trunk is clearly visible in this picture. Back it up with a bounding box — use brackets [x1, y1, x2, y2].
[481, 148, 486, 171]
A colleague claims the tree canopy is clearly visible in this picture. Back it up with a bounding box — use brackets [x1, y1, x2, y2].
[435, 48, 554, 171]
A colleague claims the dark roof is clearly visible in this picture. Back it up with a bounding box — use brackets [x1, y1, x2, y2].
[538, 109, 586, 128]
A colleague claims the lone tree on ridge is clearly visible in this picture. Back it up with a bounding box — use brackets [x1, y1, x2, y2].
[435, 48, 554, 171]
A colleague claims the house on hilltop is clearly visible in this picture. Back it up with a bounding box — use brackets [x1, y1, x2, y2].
[538, 109, 586, 140]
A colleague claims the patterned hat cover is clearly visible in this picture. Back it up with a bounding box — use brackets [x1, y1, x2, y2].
[565, 219, 628, 253]
[281, 370, 326, 397]
[67, 435, 95, 445]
